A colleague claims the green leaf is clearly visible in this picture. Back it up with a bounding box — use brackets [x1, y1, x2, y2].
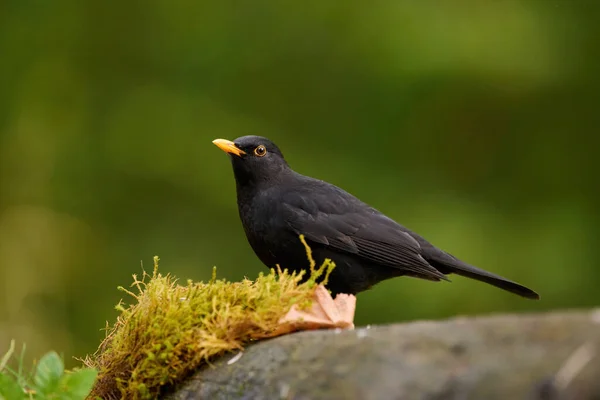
[0, 372, 25, 400]
[34, 352, 64, 394]
[59, 369, 97, 400]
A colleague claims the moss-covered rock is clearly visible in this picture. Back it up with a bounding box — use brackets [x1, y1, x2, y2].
[84, 236, 338, 399]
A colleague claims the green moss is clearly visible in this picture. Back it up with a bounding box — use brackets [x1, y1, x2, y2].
[84, 235, 335, 400]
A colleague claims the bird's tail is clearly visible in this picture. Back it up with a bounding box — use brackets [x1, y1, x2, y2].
[430, 252, 540, 300]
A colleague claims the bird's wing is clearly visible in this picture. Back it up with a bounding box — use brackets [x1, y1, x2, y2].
[281, 192, 447, 281]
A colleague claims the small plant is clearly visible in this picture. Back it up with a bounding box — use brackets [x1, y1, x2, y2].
[84, 236, 338, 399]
[0, 340, 97, 400]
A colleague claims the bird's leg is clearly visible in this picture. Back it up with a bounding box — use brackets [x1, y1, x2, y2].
[277, 285, 356, 332]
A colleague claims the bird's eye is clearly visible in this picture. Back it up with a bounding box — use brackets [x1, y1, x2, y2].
[254, 145, 267, 157]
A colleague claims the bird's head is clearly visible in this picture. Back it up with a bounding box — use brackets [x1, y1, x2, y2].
[212, 135, 290, 187]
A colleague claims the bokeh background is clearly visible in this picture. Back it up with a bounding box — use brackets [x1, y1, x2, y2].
[1, 1, 598, 368]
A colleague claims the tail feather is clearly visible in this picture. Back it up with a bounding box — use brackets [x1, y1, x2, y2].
[428, 250, 540, 300]
[445, 263, 539, 300]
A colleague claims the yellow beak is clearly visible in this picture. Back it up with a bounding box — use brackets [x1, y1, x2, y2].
[212, 139, 246, 157]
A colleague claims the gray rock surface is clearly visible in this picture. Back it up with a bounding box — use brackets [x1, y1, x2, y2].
[166, 308, 600, 400]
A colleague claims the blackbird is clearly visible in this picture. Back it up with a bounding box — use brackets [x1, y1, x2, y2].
[213, 135, 539, 300]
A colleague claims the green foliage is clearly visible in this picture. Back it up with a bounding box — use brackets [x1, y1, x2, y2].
[0, 340, 97, 400]
[0, 374, 23, 400]
[84, 241, 335, 400]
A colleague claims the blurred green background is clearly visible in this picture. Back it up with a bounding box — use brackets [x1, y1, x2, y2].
[1, 1, 598, 368]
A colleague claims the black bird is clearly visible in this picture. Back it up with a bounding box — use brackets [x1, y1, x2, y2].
[213, 135, 539, 300]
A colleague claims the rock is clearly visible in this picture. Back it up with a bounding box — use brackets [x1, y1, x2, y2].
[166, 308, 600, 400]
